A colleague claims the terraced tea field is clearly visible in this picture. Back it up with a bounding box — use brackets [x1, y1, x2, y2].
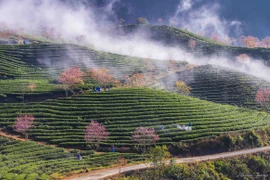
[159, 65, 270, 111]
[0, 23, 270, 180]
[0, 137, 144, 180]
[0, 43, 188, 103]
[0, 43, 149, 79]
[0, 88, 269, 148]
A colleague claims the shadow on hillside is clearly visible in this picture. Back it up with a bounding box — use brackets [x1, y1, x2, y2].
[0, 89, 86, 103]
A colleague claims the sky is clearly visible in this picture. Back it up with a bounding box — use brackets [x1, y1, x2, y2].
[0, 0, 269, 82]
[76, 0, 270, 39]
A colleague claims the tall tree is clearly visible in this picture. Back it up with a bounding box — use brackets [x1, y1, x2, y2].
[149, 145, 170, 167]
[84, 121, 109, 150]
[125, 73, 146, 87]
[255, 89, 270, 107]
[0, 22, 13, 39]
[261, 36, 270, 48]
[149, 145, 170, 179]
[13, 114, 35, 140]
[241, 36, 259, 48]
[58, 66, 84, 97]
[132, 127, 159, 153]
[236, 54, 250, 63]
[87, 68, 113, 88]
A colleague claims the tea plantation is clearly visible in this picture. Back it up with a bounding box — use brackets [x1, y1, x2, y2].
[159, 65, 270, 111]
[0, 25, 270, 179]
[1, 88, 269, 147]
[0, 137, 144, 180]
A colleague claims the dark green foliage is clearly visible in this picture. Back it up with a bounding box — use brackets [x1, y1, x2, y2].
[149, 145, 170, 167]
[244, 130, 263, 147]
[172, 128, 270, 156]
[247, 156, 269, 174]
[121, 153, 270, 180]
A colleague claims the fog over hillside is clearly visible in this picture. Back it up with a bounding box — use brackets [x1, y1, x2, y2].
[0, 0, 269, 82]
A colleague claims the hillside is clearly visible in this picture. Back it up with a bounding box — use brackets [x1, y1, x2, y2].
[0, 40, 268, 110]
[0, 137, 144, 179]
[0, 24, 270, 179]
[0, 43, 146, 79]
[0, 43, 173, 102]
[158, 64, 270, 111]
[0, 88, 269, 148]
[112, 25, 270, 66]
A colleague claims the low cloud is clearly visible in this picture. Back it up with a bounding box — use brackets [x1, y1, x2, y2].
[169, 0, 242, 40]
[0, 0, 269, 82]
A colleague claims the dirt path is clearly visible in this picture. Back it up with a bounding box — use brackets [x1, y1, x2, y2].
[0, 129, 29, 142]
[66, 146, 270, 180]
[0, 128, 72, 152]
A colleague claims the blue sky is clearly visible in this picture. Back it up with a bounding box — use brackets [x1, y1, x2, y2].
[84, 0, 270, 38]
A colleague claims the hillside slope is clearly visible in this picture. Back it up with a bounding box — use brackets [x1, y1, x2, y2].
[0, 40, 269, 109]
[0, 88, 269, 148]
[112, 25, 270, 66]
[0, 42, 188, 103]
[0, 137, 143, 179]
[158, 65, 270, 111]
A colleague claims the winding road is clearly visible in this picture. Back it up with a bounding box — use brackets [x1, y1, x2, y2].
[67, 146, 270, 180]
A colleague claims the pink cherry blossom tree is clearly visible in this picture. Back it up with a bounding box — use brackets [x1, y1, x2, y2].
[84, 121, 109, 149]
[241, 35, 259, 48]
[255, 89, 270, 107]
[87, 68, 114, 88]
[188, 39, 196, 51]
[210, 33, 220, 42]
[132, 127, 159, 153]
[125, 73, 146, 87]
[58, 66, 84, 97]
[236, 54, 250, 63]
[261, 36, 270, 48]
[13, 114, 35, 140]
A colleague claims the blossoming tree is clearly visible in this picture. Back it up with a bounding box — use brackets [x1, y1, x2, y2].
[84, 121, 109, 150]
[58, 66, 84, 97]
[255, 89, 270, 107]
[132, 127, 159, 153]
[13, 114, 35, 140]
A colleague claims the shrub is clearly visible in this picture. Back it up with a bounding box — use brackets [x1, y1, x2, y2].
[175, 81, 192, 95]
[13, 174, 26, 180]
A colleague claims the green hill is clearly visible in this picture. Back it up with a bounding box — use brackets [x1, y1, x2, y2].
[158, 65, 270, 111]
[0, 43, 146, 79]
[112, 25, 270, 66]
[0, 24, 270, 179]
[0, 137, 143, 179]
[1, 88, 269, 148]
[0, 42, 187, 103]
